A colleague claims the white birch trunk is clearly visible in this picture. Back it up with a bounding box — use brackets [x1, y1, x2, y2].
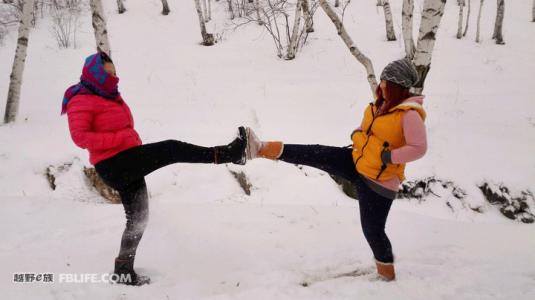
[254, 0, 263, 25]
[302, 0, 314, 32]
[207, 0, 212, 21]
[476, 0, 484, 43]
[402, 0, 416, 59]
[117, 0, 126, 14]
[202, 0, 209, 22]
[492, 0, 504, 44]
[90, 0, 111, 56]
[4, 0, 35, 124]
[287, 0, 302, 60]
[194, 0, 215, 45]
[412, 0, 447, 95]
[227, 0, 235, 20]
[457, 0, 465, 39]
[382, 0, 396, 41]
[319, 0, 378, 96]
[463, 0, 471, 36]
[236, 0, 244, 18]
[161, 0, 170, 15]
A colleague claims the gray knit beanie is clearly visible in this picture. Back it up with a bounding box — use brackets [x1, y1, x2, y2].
[380, 58, 419, 88]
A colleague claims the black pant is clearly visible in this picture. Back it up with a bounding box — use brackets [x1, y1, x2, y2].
[95, 140, 216, 260]
[280, 144, 395, 263]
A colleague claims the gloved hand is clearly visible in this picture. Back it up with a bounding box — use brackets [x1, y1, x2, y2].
[381, 150, 392, 165]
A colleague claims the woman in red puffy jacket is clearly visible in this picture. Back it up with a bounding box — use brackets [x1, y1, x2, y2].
[63, 52, 247, 285]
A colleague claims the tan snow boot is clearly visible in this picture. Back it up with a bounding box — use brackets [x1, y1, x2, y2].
[376, 261, 396, 281]
[246, 127, 284, 160]
[258, 141, 284, 160]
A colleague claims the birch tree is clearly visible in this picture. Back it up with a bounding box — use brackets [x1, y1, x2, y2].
[254, 0, 263, 25]
[203, 0, 208, 20]
[202, 0, 210, 22]
[251, 0, 311, 59]
[463, 0, 471, 36]
[90, 0, 111, 55]
[476, 0, 484, 43]
[193, 0, 215, 45]
[381, 0, 396, 41]
[457, 0, 465, 39]
[161, 0, 170, 15]
[492, 0, 504, 44]
[402, 0, 416, 59]
[302, 0, 314, 32]
[227, 0, 235, 20]
[207, 0, 212, 21]
[4, 0, 34, 124]
[412, 0, 447, 95]
[117, 0, 126, 14]
[319, 0, 377, 95]
[287, 0, 302, 60]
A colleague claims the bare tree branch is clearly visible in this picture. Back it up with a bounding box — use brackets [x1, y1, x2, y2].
[319, 0, 378, 96]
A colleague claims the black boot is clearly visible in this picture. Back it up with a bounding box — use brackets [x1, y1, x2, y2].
[214, 126, 247, 165]
[112, 257, 151, 286]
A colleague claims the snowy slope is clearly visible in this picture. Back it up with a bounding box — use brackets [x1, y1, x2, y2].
[3, 195, 535, 300]
[1, 0, 535, 299]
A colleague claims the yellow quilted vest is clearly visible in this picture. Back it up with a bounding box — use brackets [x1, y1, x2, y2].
[351, 101, 426, 182]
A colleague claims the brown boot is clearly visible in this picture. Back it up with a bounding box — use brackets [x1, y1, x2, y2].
[246, 127, 284, 160]
[375, 261, 396, 281]
[258, 141, 284, 160]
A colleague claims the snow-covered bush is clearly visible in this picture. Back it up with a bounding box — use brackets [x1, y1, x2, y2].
[398, 177, 468, 203]
[398, 178, 535, 223]
[49, 0, 82, 48]
[334, 175, 535, 224]
[478, 182, 535, 223]
[233, 0, 317, 59]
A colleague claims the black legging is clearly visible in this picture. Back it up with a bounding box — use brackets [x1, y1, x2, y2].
[280, 144, 395, 263]
[95, 140, 216, 260]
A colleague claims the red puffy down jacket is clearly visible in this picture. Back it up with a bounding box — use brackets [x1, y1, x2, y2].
[66, 94, 142, 165]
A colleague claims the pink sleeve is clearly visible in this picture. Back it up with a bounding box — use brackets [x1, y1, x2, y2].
[391, 110, 427, 164]
[67, 98, 129, 150]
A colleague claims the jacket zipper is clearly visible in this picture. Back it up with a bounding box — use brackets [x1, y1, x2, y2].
[354, 103, 398, 180]
[354, 103, 376, 167]
[371, 105, 411, 179]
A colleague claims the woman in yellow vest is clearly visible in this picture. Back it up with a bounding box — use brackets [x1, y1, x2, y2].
[245, 59, 427, 281]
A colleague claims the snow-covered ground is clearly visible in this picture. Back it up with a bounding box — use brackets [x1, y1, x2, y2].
[1, 0, 534, 299]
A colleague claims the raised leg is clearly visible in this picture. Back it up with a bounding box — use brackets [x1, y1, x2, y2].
[279, 144, 359, 182]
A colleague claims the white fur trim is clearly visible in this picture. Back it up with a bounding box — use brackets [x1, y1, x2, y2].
[276, 143, 284, 159]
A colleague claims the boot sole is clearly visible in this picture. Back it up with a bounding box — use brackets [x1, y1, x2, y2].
[237, 126, 247, 165]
